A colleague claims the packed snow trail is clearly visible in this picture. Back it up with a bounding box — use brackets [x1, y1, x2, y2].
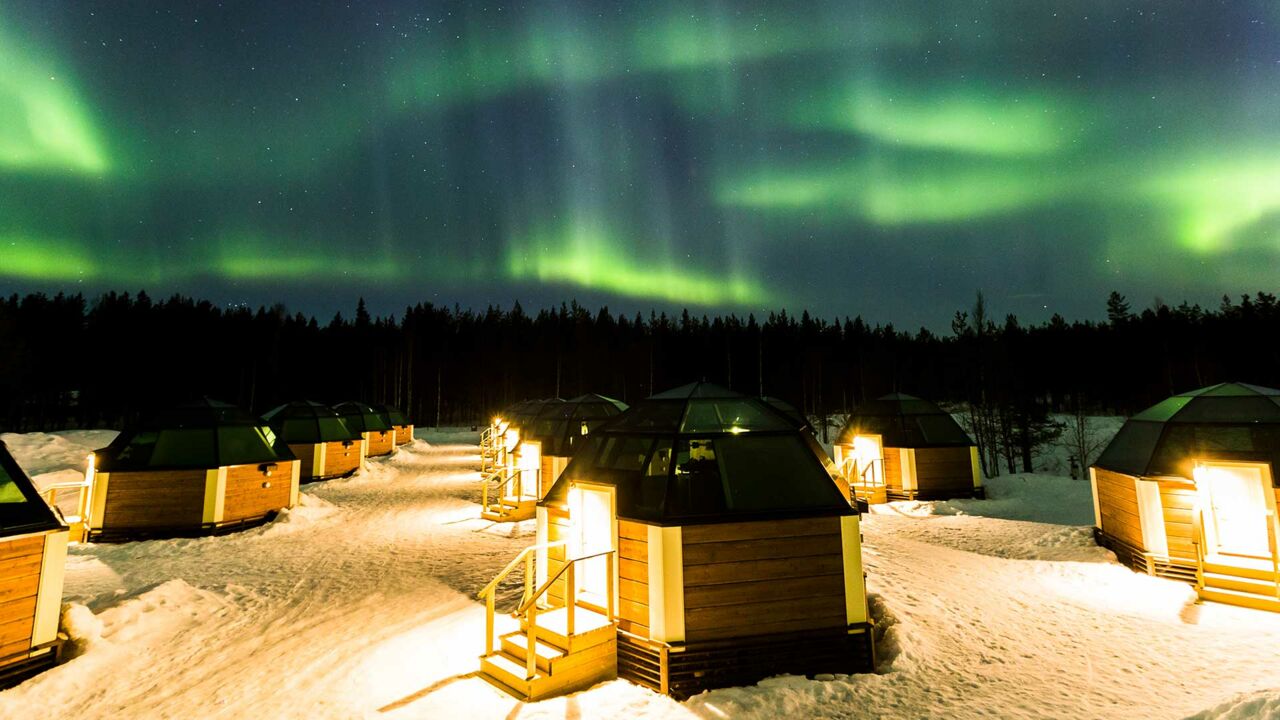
[0, 431, 587, 719]
[1, 431, 1279, 719]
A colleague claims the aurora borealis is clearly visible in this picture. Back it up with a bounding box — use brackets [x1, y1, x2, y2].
[1, 1, 1277, 327]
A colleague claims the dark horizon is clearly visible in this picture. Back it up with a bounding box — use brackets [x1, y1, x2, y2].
[0, 281, 1253, 334]
[4, 285, 1278, 436]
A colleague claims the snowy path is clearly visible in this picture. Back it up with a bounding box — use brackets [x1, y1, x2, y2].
[0, 432, 570, 719]
[1, 432, 1279, 719]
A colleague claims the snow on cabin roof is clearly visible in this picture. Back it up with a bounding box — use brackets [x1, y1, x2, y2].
[1094, 382, 1280, 478]
[0, 440, 67, 536]
[95, 398, 295, 472]
[541, 384, 852, 525]
[835, 393, 974, 448]
[263, 400, 363, 444]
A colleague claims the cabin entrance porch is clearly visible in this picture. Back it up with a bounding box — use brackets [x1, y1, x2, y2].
[834, 434, 887, 504]
[478, 483, 619, 700]
[1191, 461, 1280, 612]
[480, 441, 543, 522]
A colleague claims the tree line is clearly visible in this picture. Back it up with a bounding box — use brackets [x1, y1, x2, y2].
[2, 289, 1278, 470]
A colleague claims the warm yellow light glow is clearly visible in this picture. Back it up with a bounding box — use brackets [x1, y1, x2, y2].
[851, 435, 884, 484]
[727, 425, 746, 435]
[1193, 460, 1273, 558]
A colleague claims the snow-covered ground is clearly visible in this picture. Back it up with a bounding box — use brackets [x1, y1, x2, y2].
[1, 427, 1279, 719]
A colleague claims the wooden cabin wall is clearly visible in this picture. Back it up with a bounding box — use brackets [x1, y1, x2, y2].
[545, 506, 571, 608]
[288, 444, 316, 478]
[618, 520, 649, 638]
[0, 535, 44, 664]
[367, 431, 395, 456]
[223, 461, 294, 522]
[1094, 469, 1144, 550]
[680, 517, 847, 642]
[103, 470, 205, 529]
[324, 441, 362, 477]
[394, 425, 414, 445]
[882, 449, 903, 491]
[914, 447, 978, 493]
[1156, 479, 1196, 562]
[539, 456, 571, 497]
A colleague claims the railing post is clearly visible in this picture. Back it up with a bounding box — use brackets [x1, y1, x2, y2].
[485, 592, 495, 657]
[1193, 509, 1206, 591]
[566, 562, 576, 637]
[524, 552, 534, 607]
[526, 602, 538, 679]
[1268, 511, 1279, 600]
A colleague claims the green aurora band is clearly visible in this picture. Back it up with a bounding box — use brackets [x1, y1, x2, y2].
[0, 1, 1276, 325]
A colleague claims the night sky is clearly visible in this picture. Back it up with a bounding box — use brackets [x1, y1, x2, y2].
[2, 1, 1278, 328]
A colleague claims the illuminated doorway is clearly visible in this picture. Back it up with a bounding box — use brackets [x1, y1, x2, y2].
[570, 483, 615, 610]
[516, 441, 541, 501]
[849, 434, 885, 486]
[1196, 461, 1276, 559]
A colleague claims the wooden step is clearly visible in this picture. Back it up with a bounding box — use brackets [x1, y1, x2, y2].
[1199, 586, 1280, 613]
[501, 629, 618, 675]
[501, 631, 565, 673]
[481, 499, 537, 522]
[480, 644, 617, 702]
[853, 486, 888, 505]
[1204, 571, 1279, 595]
[520, 606, 615, 654]
[1204, 556, 1277, 581]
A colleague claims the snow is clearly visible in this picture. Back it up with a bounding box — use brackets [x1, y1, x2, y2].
[0, 426, 1277, 719]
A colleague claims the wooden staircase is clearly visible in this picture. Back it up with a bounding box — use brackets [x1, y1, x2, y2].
[40, 471, 94, 543]
[481, 606, 617, 700]
[478, 543, 619, 702]
[480, 468, 538, 522]
[1193, 508, 1280, 613]
[843, 457, 887, 506]
[481, 498, 537, 522]
[1199, 555, 1280, 612]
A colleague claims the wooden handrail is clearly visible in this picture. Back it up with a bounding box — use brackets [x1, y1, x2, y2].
[860, 458, 884, 488]
[477, 540, 566, 601]
[515, 549, 615, 680]
[517, 548, 617, 615]
[1192, 507, 1207, 591]
[40, 477, 93, 542]
[1268, 510, 1279, 600]
[480, 466, 541, 515]
[478, 540, 566, 658]
[841, 457, 884, 489]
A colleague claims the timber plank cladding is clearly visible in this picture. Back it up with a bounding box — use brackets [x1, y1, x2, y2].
[223, 463, 292, 522]
[323, 441, 363, 477]
[913, 446, 978, 494]
[1093, 468, 1143, 552]
[0, 536, 44, 663]
[393, 425, 414, 445]
[90, 460, 299, 540]
[0, 529, 69, 681]
[617, 520, 649, 637]
[102, 469, 206, 529]
[681, 517, 846, 642]
[288, 441, 361, 482]
[365, 431, 396, 457]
